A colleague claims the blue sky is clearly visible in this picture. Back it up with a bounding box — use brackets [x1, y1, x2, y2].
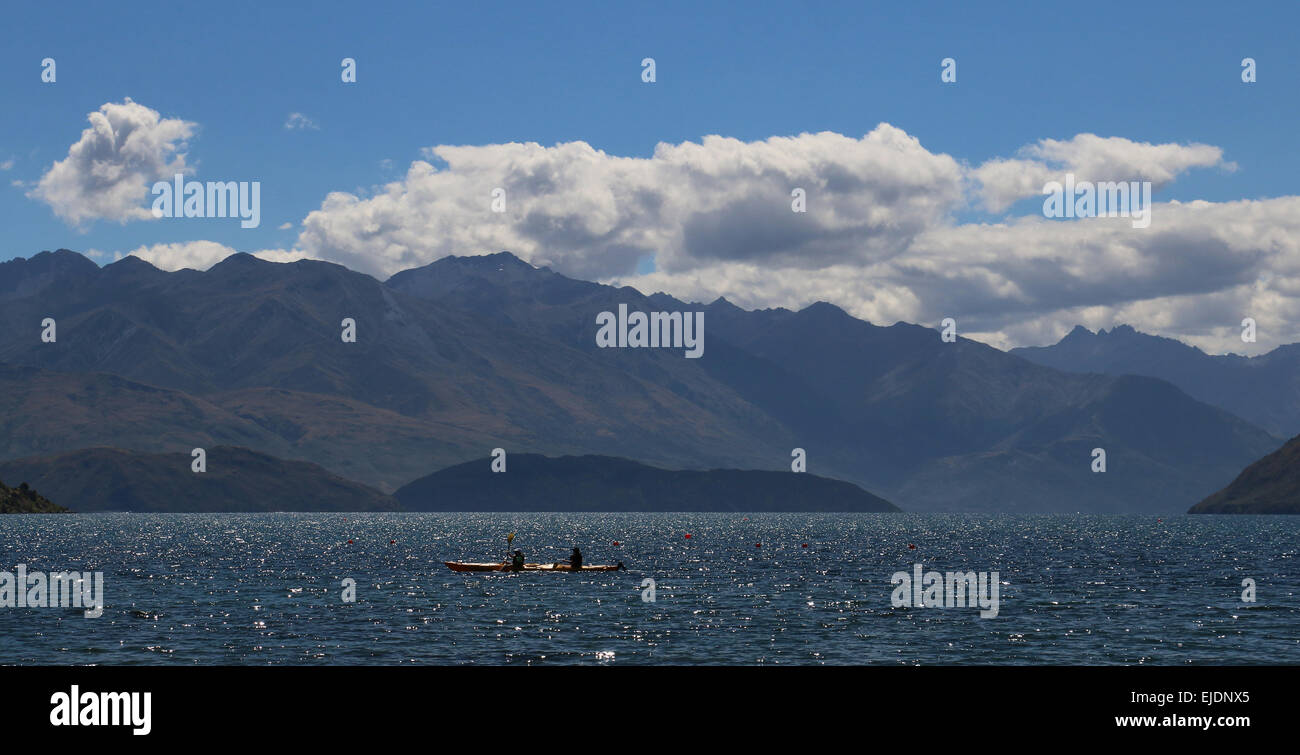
[2, 1, 1298, 352]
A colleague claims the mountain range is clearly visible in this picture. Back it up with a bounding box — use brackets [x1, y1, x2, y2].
[0, 248, 1286, 513]
[1012, 324, 1300, 438]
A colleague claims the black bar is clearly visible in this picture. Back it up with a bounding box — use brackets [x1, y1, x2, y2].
[2, 665, 1286, 742]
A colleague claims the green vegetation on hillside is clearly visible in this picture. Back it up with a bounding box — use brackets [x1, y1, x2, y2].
[0, 479, 66, 513]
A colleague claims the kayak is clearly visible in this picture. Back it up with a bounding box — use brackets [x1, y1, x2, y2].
[444, 561, 625, 572]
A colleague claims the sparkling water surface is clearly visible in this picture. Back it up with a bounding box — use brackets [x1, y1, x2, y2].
[1, 513, 1296, 665]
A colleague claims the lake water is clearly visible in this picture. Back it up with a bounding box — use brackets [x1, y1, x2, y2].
[1, 513, 1296, 665]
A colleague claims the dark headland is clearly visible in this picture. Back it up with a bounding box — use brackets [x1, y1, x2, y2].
[0, 478, 65, 513]
[1189, 434, 1300, 514]
[394, 454, 900, 512]
[0, 448, 897, 513]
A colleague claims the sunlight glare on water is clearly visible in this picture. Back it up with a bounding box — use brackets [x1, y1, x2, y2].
[0, 512, 1296, 665]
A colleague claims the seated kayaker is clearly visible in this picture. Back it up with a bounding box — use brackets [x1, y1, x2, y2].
[510, 549, 525, 572]
[567, 547, 583, 570]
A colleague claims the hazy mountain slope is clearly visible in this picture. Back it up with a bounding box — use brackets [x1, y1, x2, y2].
[702, 303, 1279, 512]
[1012, 325, 1300, 437]
[206, 387, 506, 492]
[394, 453, 899, 512]
[898, 374, 1280, 513]
[0, 362, 501, 493]
[0, 363, 295, 461]
[0, 446, 399, 512]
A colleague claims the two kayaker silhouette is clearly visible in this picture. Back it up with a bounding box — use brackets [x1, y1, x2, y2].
[509, 544, 583, 571]
[443, 534, 624, 572]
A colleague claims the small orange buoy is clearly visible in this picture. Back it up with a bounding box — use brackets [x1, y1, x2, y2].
[684, 534, 691, 540]
[801, 543, 808, 548]
[755, 543, 762, 548]
[347, 539, 354, 544]
[390, 539, 396, 544]
[612, 541, 620, 546]
[907, 543, 916, 550]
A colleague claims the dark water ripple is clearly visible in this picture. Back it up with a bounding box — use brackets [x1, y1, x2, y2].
[0, 513, 1296, 665]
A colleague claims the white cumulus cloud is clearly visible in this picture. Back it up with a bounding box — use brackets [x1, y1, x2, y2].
[29, 99, 195, 227]
[973, 134, 1231, 212]
[295, 125, 966, 280]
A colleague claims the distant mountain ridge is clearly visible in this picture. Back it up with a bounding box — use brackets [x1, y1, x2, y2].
[1012, 324, 1300, 437]
[0, 248, 1282, 513]
[394, 453, 900, 512]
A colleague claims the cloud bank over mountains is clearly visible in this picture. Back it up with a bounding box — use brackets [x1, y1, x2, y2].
[26, 99, 1294, 355]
